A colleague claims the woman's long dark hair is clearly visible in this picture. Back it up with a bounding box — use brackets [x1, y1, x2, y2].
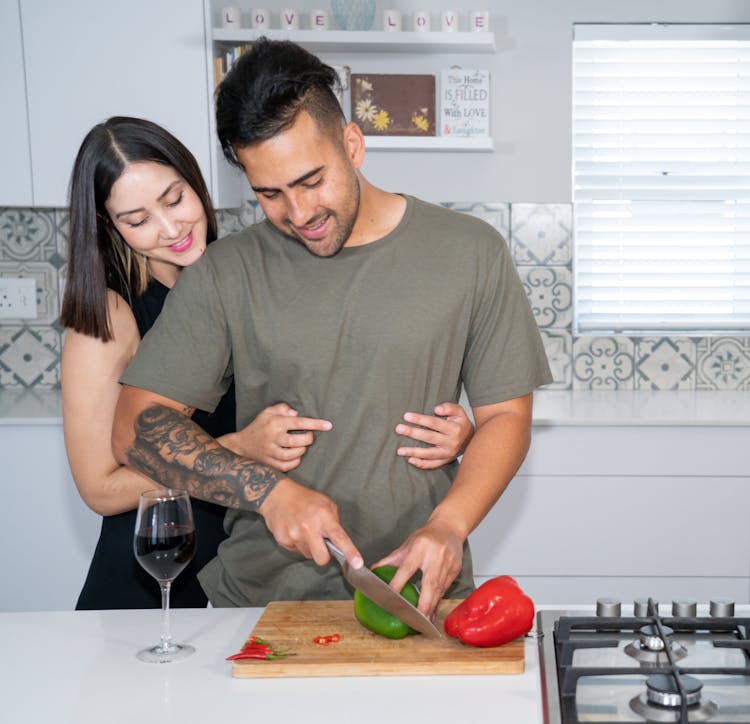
[60, 117, 217, 341]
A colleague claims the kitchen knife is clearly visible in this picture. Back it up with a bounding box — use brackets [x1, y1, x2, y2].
[324, 538, 444, 640]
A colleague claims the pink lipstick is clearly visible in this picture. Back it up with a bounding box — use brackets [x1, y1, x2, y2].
[169, 232, 193, 253]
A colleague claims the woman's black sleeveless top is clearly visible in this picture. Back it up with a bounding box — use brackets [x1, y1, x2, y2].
[75, 279, 235, 609]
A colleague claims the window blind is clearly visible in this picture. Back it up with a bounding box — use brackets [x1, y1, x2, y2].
[573, 24, 750, 333]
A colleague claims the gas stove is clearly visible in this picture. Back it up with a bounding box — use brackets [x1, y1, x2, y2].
[537, 598, 750, 723]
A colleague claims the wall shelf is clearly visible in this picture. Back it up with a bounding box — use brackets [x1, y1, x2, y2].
[212, 28, 496, 53]
[208, 22, 497, 202]
[364, 136, 493, 152]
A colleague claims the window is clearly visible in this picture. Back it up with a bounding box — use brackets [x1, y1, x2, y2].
[573, 24, 750, 333]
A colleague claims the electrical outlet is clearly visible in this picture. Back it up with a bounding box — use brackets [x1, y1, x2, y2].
[0, 277, 37, 319]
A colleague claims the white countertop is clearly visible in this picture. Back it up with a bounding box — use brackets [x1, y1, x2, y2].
[0, 607, 544, 724]
[2, 387, 748, 426]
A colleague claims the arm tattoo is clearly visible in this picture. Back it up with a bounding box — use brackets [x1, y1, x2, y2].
[126, 404, 279, 510]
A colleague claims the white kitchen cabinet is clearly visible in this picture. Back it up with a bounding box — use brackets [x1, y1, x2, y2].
[0, 422, 100, 612]
[0, 1, 33, 206]
[470, 422, 750, 605]
[17, 0, 211, 207]
[3, 390, 747, 612]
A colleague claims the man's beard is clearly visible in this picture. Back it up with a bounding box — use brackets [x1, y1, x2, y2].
[282, 175, 361, 258]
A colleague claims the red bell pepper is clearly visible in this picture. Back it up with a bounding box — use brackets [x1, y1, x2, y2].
[444, 575, 534, 647]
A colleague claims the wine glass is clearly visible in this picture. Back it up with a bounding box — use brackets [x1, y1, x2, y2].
[133, 489, 196, 663]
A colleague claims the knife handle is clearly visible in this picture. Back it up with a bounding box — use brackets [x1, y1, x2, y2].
[324, 538, 346, 566]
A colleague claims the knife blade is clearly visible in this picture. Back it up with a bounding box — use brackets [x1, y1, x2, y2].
[324, 538, 444, 640]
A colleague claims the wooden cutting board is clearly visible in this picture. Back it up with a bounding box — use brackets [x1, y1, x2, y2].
[230, 600, 525, 678]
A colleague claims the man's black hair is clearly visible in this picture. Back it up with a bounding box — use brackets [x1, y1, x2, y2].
[216, 37, 345, 169]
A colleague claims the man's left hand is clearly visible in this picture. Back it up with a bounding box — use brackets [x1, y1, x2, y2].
[371, 517, 464, 620]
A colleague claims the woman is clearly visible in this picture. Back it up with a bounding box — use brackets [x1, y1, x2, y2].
[60, 116, 473, 609]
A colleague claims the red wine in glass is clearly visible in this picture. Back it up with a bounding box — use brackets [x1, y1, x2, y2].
[133, 489, 196, 663]
[135, 525, 196, 581]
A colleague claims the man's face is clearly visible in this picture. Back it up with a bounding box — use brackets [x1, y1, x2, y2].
[236, 111, 361, 258]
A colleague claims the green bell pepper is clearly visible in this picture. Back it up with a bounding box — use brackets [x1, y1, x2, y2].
[353, 565, 420, 639]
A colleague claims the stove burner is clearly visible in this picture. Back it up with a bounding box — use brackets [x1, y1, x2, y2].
[623, 625, 687, 664]
[629, 693, 718, 722]
[647, 674, 702, 707]
[641, 625, 673, 651]
[629, 674, 719, 722]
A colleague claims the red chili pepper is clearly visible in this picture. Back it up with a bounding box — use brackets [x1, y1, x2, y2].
[226, 636, 295, 660]
[313, 633, 341, 645]
[444, 575, 534, 648]
[227, 650, 292, 660]
[229, 647, 271, 658]
[227, 651, 269, 660]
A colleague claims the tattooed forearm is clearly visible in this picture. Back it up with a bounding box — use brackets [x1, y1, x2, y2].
[126, 404, 279, 510]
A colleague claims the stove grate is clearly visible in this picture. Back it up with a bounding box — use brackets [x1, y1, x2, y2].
[551, 598, 750, 724]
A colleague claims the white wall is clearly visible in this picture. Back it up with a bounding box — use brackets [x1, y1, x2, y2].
[318, 0, 750, 203]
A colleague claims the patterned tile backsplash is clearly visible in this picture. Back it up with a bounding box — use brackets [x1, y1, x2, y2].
[1, 202, 749, 392]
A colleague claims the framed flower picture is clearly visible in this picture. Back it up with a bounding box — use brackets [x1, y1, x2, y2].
[351, 74, 436, 136]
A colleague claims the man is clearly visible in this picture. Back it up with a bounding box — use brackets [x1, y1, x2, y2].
[112, 38, 552, 618]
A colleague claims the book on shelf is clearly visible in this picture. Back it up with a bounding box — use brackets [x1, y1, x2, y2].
[214, 43, 253, 87]
[351, 74, 436, 136]
[439, 68, 490, 138]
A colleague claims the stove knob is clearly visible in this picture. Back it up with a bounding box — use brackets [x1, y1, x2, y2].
[672, 598, 697, 617]
[710, 598, 735, 617]
[596, 597, 621, 617]
[634, 598, 659, 616]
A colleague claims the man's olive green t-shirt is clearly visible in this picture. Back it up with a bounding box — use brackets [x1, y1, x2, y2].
[121, 195, 552, 605]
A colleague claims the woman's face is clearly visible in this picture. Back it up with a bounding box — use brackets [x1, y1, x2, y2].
[104, 161, 208, 281]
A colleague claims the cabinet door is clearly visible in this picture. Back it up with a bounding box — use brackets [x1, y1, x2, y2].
[0, 424, 99, 612]
[21, 0, 211, 207]
[0, 0, 33, 206]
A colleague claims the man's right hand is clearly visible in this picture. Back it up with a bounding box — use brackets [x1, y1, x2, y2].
[258, 477, 363, 569]
[113, 385, 362, 569]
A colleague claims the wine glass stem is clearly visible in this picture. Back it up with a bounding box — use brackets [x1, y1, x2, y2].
[159, 581, 173, 652]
